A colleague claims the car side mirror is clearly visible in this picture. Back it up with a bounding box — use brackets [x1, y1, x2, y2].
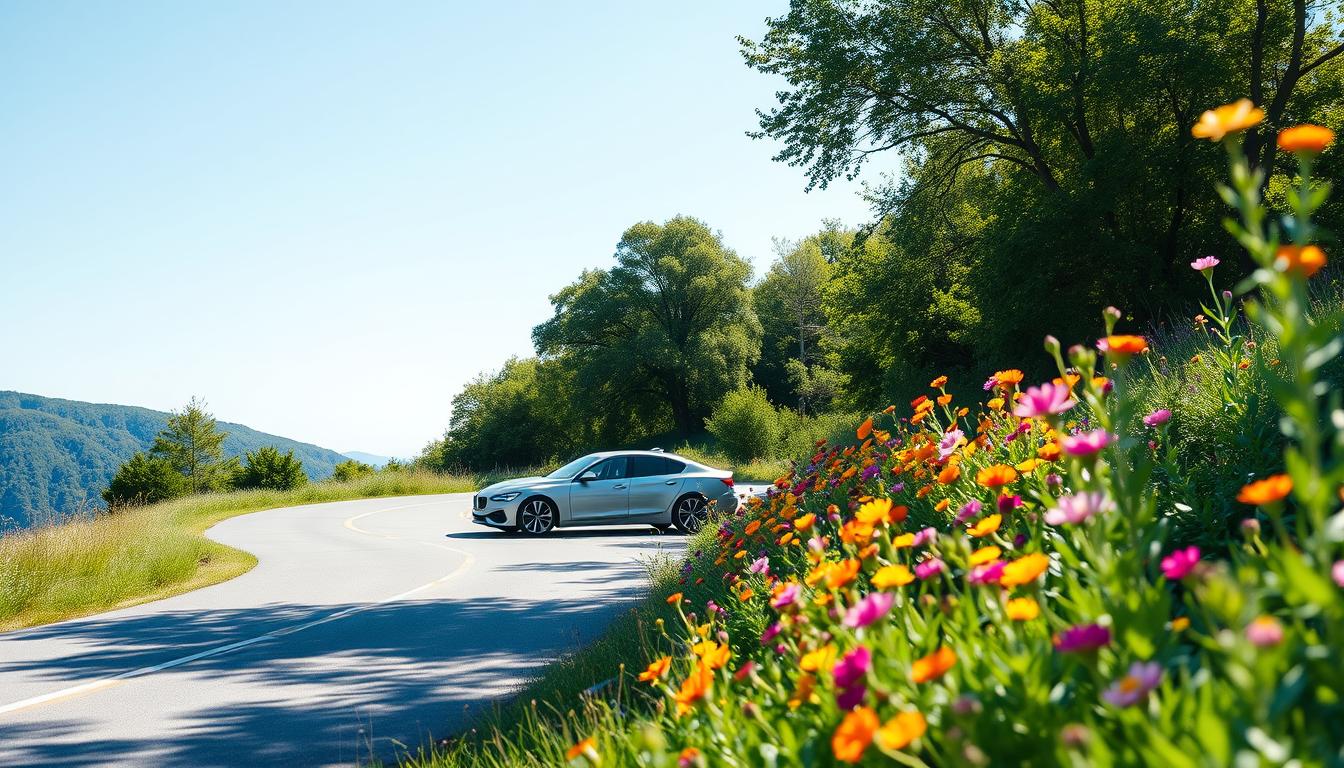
[577, 470, 598, 483]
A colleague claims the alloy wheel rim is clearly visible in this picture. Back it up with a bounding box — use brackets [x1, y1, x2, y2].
[677, 498, 706, 531]
[521, 500, 552, 533]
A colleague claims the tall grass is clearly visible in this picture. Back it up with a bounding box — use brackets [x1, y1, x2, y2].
[0, 470, 475, 631]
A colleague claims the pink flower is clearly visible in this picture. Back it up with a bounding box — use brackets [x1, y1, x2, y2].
[967, 561, 1005, 585]
[939, 429, 964, 459]
[1044, 492, 1114, 526]
[760, 623, 782, 645]
[1190, 255, 1220, 272]
[1054, 623, 1111, 653]
[771, 583, 801, 609]
[1143, 409, 1172, 427]
[915, 558, 945, 580]
[1062, 429, 1116, 457]
[1246, 616, 1284, 647]
[955, 499, 983, 524]
[913, 527, 938, 547]
[997, 494, 1023, 514]
[843, 591, 895, 628]
[832, 646, 872, 689]
[749, 556, 770, 575]
[1102, 662, 1162, 707]
[1013, 382, 1077, 418]
[835, 682, 867, 710]
[1333, 560, 1344, 588]
[1160, 546, 1200, 580]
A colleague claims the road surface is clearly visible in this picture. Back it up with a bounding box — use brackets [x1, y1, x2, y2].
[0, 491, 746, 766]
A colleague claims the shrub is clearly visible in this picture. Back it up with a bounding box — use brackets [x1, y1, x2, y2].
[704, 387, 782, 462]
[233, 446, 307, 491]
[102, 452, 185, 507]
[331, 459, 375, 482]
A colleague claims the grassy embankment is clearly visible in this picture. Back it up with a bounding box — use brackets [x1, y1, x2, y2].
[0, 470, 475, 631]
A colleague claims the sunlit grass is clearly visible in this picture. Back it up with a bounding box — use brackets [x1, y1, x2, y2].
[0, 470, 476, 631]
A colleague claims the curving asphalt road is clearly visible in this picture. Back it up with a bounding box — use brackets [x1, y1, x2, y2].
[0, 491, 752, 767]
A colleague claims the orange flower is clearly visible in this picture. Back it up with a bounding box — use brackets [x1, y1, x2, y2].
[994, 369, 1025, 388]
[999, 553, 1050, 587]
[1275, 245, 1328, 277]
[566, 737, 599, 762]
[666, 592, 683, 605]
[674, 663, 714, 715]
[977, 464, 1018, 488]
[795, 512, 817, 532]
[969, 545, 1001, 566]
[826, 559, 862, 589]
[737, 588, 755, 602]
[832, 706, 879, 763]
[1237, 474, 1293, 505]
[1103, 335, 1149, 356]
[930, 375, 948, 388]
[968, 513, 1002, 538]
[678, 747, 701, 764]
[936, 393, 953, 406]
[638, 655, 672, 682]
[788, 672, 816, 709]
[1278, 124, 1335, 154]
[693, 640, 732, 670]
[1005, 597, 1040, 621]
[1037, 442, 1063, 461]
[938, 464, 961, 484]
[744, 520, 762, 535]
[934, 498, 951, 513]
[911, 646, 957, 683]
[856, 417, 874, 440]
[872, 564, 915, 588]
[1192, 98, 1264, 141]
[876, 710, 927, 751]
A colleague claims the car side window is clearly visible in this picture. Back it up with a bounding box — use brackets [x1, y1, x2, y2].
[628, 455, 663, 478]
[662, 458, 686, 474]
[589, 457, 628, 480]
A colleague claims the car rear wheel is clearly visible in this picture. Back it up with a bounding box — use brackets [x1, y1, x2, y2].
[673, 495, 708, 534]
[517, 498, 556, 535]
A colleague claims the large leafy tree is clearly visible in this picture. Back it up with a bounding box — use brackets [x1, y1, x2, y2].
[754, 229, 842, 411]
[534, 217, 762, 436]
[151, 398, 237, 494]
[102, 452, 185, 507]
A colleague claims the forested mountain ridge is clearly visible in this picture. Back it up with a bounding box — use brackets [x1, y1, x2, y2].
[0, 391, 348, 529]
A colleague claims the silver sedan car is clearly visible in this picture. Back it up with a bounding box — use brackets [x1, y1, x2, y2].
[470, 450, 738, 535]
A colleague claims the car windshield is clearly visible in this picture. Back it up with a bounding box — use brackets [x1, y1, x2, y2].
[545, 454, 601, 479]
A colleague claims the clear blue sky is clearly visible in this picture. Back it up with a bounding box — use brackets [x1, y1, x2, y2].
[1, 1, 874, 458]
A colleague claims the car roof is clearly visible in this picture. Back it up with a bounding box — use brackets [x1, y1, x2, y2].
[587, 449, 695, 463]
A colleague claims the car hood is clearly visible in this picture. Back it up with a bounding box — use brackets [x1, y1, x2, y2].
[478, 476, 566, 495]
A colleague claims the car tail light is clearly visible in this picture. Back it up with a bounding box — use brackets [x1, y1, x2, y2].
[720, 476, 735, 488]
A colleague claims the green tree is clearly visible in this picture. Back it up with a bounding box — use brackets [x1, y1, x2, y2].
[705, 386, 782, 463]
[233, 446, 306, 491]
[102, 452, 185, 507]
[151, 398, 237, 494]
[534, 216, 762, 435]
[753, 232, 837, 409]
[331, 459, 375, 482]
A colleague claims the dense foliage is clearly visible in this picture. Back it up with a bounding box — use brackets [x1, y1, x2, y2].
[233, 446, 307, 491]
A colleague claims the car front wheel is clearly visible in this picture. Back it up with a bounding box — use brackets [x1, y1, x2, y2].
[673, 495, 708, 534]
[517, 498, 556, 535]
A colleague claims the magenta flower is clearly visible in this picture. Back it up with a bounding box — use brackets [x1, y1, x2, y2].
[1062, 429, 1116, 457]
[939, 429, 965, 459]
[1013, 382, 1077, 418]
[1160, 546, 1200, 580]
[997, 494, 1023, 514]
[843, 592, 895, 628]
[1143, 409, 1172, 427]
[1044, 492, 1114, 526]
[968, 561, 1005, 585]
[748, 555, 770, 575]
[915, 558, 944, 580]
[1334, 560, 1344, 588]
[1190, 255, 1220, 272]
[771, 583, 801, 609]
[760, 623, 782, 646]
[1054, 623, 1111, 653]
[832, 646, 872, 689]
[1102, 662, 1162, 707]
[1246, 616, 1284, 647]
[835, 682, 868, 710]
[913, 527, 938, 547]
[956, 499, 983, 524]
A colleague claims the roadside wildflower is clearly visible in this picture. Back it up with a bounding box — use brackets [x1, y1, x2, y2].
[969, 545, 1001, 566]
[760, 623, 781, 645]
[939, 429, 964, 459]
[856, 417, 874, 440]
[771, 582, 802, 609]
[911, 646, 957, 683]
[794, 512, 816, 532]
[748, 556, 769, 575]
[1045, 492, 1113, 526]
[674, 663, 714, 715]
[831, 706, 879, 763]
[1274, 245, 1328, 278]
[1237, 474, 1293, 505]
[1161, 546, 1201, 580]
[1191, 98, 1264, 141]
[1005, 597, 1040, 621]
[912, 527, 937, 547]
[1054, 623, 1111, 653]
[876, 711, 927, 751]
[915, 559, 944, 580]
[1102, 662, 1162, 707]
[968, 561, 1005, 585]
[968, 513, 1002, 538]
[977, 464, 1018, 488]
[666, 593, 683, 605]
[677, 747, 701, 768]
[1063, 430, 1116, 457]
[999, 553, 1050, 587]
[1277, 124, 1335, 154]
[1246, 616, 1284, 647]
[638, 656, 671, 683]
[872, 564, 914, 588]
[833, 647, 871, 707]
[1190, 255, 1220, 273]
[692, 640, 731, 670]
[1144, 409, 1172, 427]
[1334, 560, 1344, 588]
[1170, 616, 1190, 632]
[843, 591, 895, 628]
[1013, 382, 1076, 418]
[1098, 335, 1148, 356]
[826, 559, 862, 589]
[800, 644, 838, 673]
[566, 737, 600, 764]
[956, 499, 983, 523]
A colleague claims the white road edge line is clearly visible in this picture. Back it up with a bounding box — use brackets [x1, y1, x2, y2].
[0, 497, 476, 717]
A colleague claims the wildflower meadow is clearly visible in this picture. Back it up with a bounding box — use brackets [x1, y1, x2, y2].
[434, 103, 1342, 767]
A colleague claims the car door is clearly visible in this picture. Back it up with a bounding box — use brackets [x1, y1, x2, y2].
[568, 456, 630, 523]
[626, 455, 686, 519]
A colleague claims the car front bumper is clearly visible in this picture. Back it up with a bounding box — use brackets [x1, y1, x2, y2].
[470, 494, 520, 528]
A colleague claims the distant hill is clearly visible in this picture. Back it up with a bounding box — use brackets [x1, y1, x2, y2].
[0, 391, 349, 530]
[341, 451, 391, 468]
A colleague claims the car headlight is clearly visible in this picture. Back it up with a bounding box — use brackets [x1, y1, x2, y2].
[490, 491, 522, 502]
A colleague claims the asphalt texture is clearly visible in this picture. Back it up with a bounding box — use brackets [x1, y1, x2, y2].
[0, 491, 757, 767]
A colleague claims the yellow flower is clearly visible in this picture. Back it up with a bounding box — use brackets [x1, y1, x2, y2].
[1170, 616, 1191, 632]
[857, 497, 894, 525]
[1005, 597, 1040, 621]
[1192, 98, 1264, 141]
[800, 644, 837, 673]
[969, 545, 1001, 566]
[876, 710, 927, 751]
[999, 553, 1050, 587]
[692, 640, 731, 670]
[872, 564, 915, 588]
[987, 397, 1005, 411]
[891, 532, 916, 548]
[967, 513, 1002, 538]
